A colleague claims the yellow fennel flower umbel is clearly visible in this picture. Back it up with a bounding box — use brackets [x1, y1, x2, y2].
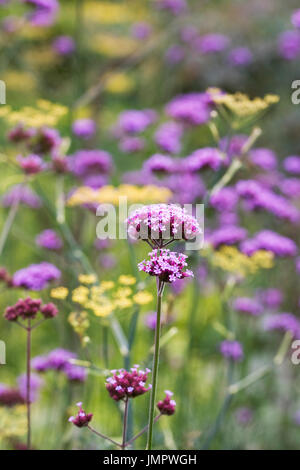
[67, 184, 172, 206]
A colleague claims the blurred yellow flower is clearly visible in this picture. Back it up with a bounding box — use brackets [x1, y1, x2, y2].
[210, 246, 274, 276]
[105, 73, 135, 94]
[1, 100, 68, 128]
[133, 290, 153, 305]
[2, 71, 37, 92]
[209, 89, 280, 117]
[119, 275, 136, 286]
[72, 286, 89, 305]
[85, 1, 147, 24]
[90, 34, 138, 57]
[50, 287, 69, 300]
[68, 311, 90, 346]
[67, 184, 172, 206]
[78, 274, 97, 285]
[0, 405, 27, 439]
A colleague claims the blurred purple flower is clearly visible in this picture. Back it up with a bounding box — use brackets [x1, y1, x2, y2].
[165, 45, 185, 65]
[210, 187, 238, 212]
[2, 184, 42, 209]
[13, 262, 61, 290]
[119, 136, 145, 154]
[291, 9, 300, 29]
[71, 150, 113, 178]
[264, 313, 300, 339]
[241, 230, 297, 257]
[154, 121, 183, 154]
[219, 134, 247, 159]
[228, 47, 253, 66]
[220, 340, 243, 361]
[235, 407, 253, 425]
[53, 35, 75, 56]
[258, 288, 283, 310]
[17, 373, 44, 403]
[283, 156, 300, 174]
[131, 22, 152, 40]
[209, 226, 247, 249]
[23, 0, 59, 27]
[117, 109, 157, 134]
[17, 154, 45, 175]
[35, 229, 63, 251]
[249, 148, 277, 171]
[196, 34, 230, 54]
[233, 297, 263, 316]
[143, 154, 176, 175]
[278, 30, 300, 60]
[155, 0, 187, 16]
[184, 148, 224, 172]
[165, 92, 213, 126]
[72, 119, 96, 139]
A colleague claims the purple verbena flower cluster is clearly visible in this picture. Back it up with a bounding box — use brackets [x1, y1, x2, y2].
[106, 366, 152, 401]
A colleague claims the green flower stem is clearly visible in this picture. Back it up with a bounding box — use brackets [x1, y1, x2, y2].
[122, 398, 129, 450]
[146, 279, 164, 450]
[87, 425, 122, 448]
[126, 414, 162, 448]
[26, 320, 32, 450]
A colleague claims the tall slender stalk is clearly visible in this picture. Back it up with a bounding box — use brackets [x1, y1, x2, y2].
[26, 320, 32, 450]
[146, 279, 164, 450]
[122, 398, 129, 450]
[0, 194, 20, 256]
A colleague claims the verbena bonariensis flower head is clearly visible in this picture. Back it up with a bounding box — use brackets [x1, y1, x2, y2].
[32, 349, 87, 382]
[126, 203, 201, 244]
[165, 92, 213, 126]
[258, 288, 283, 310]
[35, 229, 63, 251]
[18, 373, 44, 403]
[72, 119, 96, 139]
[248, 148, 277, 171]
[23, 0, 59, 27]
[240, 230, 297, 258]
[143, 154, 176, 175]
[8, 124, 35, 143]
[117, 109, 157, 135]
[156, 0, 187, 16]
[157, 391, 176, 415]
[291, 9, 300, 28]
[209, 226, 247, 249]
[12, 262, 61, 290]
[283, 155, 300, 174]
[228, 47, 253, 67]
[29, 127, 61, 155]
[2, 184, 42, 209]
[278, 30, 300, 60]
[0, 385, 25, 407]
[154, 121, 183, 154]
[184, 148, 224, 172]
[4, 298, 58, 322]
[71, 149, 113, 178]
[17, 154, 45, 175]
[233, 297, 263, 316]
[106, 366, 152, 401]
[264, 313, 300, 339]
[196, 33, 230, 54]
[69, 402, 93, 427]
[220, 340, 244, 362]
[138, 249, 194, 283]
[53, 35, 75, 56]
